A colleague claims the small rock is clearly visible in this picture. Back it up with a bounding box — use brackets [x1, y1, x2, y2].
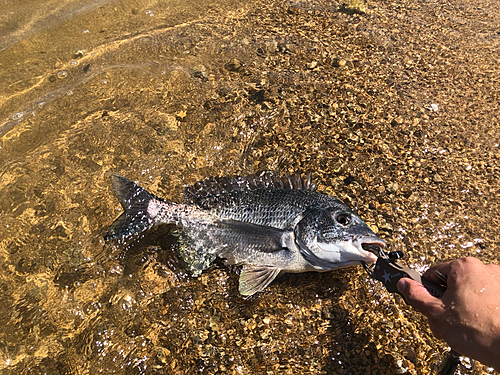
[426, 103, 439, 112]
[332, 58, 347, 67]
[209, 316, 220, 332]
[201, 274, 209, 286]
[265, 41, 278, 53]
[379, 220, 393, 232]
[332, 161, 346, 174]
[352, 59, 362, 67]
[73, 50, 84, 59]
[306, 61, 318, 69]
[224, 59, 242, 72]
[156, 347, 170, 364]
[387, 182, 399, 192]
[391, 116, 404, 125]
[344, 175, 355, 185]
[433, 174, 443, 183]
[381, 203, 392, 213]
[339, 0, 368, 14]
[175, 110, 187, 120]
[192, 66, 208, 81]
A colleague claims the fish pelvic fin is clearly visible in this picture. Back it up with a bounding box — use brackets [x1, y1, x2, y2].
[104, 175, 167, 240]
[239, 266, 281, 296]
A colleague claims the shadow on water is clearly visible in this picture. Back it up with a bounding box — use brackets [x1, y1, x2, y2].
[53, 224, 182, 289]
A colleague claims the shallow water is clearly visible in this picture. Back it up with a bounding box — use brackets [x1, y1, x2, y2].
[1, 0, 499, 373]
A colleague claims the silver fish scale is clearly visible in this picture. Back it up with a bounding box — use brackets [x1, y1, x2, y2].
[192, 188, 350, 229]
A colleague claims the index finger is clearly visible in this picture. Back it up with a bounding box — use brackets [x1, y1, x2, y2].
[397, 278, 445, 316]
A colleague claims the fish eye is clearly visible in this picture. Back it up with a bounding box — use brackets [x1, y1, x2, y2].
[335, 213, 351, 226]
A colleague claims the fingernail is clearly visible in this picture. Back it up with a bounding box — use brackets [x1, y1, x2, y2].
[397, 278, 409, 293]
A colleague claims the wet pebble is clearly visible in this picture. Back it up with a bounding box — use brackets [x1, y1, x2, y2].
[339, 0, 368, 14]
[391, 116, 404, 125]
[192, 66, 209, 81]
[387, 182, 399, 192]
[11, 112, 24, 120]
[264, 40, 278, 53]
[433, 173, 443, 183]
[306, 61, 318, 69]
[224, 59, 242, 72]
[332, 58, 347, 67]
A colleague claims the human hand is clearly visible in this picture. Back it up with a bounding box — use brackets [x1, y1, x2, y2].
[397, 257, 500, 369]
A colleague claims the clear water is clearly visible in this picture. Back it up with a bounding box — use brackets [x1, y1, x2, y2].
[1, 0, 499, 373]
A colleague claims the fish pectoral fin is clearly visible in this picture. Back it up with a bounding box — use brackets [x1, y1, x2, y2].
[215, 220, 292, 256]
[238, 266, 281, 296]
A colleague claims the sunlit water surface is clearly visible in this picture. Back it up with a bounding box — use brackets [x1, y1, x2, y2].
[1, 0, 499, 373]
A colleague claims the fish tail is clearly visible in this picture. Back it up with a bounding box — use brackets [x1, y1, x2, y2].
[104, 175, 168, 240]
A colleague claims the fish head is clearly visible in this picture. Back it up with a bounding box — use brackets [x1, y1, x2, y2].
[295, 206, 385, 270]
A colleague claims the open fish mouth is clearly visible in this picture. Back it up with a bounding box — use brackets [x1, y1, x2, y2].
[359, 237, 386, 258]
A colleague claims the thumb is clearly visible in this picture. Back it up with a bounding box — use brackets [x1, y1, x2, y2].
[397, 277, 443, 315]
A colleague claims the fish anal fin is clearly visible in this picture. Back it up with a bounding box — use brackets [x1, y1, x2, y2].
[239, 266, 281, 296]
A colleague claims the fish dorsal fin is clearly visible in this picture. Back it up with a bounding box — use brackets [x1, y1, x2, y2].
[239, 266, 281, 296]
[282, 170, 317, 191]
[183, 170, 317, 203]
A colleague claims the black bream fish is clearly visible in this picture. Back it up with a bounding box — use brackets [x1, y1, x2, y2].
[105, 171, 385, 296]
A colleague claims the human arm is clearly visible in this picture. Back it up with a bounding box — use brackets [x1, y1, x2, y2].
[397, 257, 500, 369]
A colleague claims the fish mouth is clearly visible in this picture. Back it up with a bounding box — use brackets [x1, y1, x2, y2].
[359, 236, 386, 260]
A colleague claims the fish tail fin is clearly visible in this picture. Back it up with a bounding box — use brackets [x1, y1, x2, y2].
[104, 175, 166, 240]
